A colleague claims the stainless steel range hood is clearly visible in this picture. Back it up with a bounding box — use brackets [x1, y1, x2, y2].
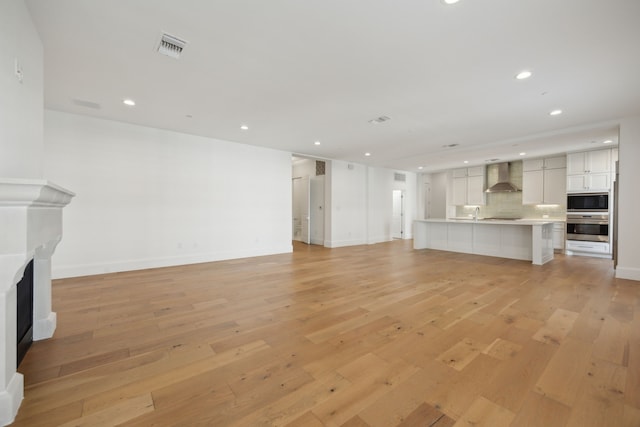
[485, 162, 521, 193]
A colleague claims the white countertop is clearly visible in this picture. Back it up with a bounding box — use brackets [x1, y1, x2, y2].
[416, 218, 556, 226]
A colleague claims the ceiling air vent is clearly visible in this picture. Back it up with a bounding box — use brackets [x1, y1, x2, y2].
[368, 115, 391, 124]
[157, 33, 187, 59]
[394, 173, 406, 182]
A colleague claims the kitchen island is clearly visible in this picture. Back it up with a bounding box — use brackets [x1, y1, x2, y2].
[413, 219, 554, 265]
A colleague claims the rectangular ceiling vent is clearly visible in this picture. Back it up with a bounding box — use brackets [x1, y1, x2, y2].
[157, 33, 187, 59]
[368, 115, 391, 124]
[394, 173, 406, 182]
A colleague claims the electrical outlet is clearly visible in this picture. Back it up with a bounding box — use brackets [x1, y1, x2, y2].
[15, 58, 23, 84]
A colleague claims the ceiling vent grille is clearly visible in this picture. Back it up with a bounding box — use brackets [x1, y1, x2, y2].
[368, 115, 391, 124]
[394, 173, 406, 182]
[157, 33, 187, 59]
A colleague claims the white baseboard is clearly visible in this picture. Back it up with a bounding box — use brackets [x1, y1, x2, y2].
[367, 235, 391, 245]
[52, 245, 293, 279]
[615, 266, 640, 282]
[324, 239, 367, 248]
[0, 373, 23, 426]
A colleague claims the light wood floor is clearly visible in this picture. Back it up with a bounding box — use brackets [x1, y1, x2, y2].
[13, 240, 640, 426]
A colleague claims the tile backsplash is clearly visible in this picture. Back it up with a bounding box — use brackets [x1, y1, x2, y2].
[454, 161, 566, 220]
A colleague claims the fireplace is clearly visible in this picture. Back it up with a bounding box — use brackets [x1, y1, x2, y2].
[0, 179, 74, 425]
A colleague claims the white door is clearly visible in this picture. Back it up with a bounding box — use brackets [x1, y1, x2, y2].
[300, 176, 310, 244]
[392, 190, 404, 239]
[310, 176, 324, 245]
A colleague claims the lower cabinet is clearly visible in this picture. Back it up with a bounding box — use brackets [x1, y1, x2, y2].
[566, 240, 610, 256]
[552, 222, 565, 251]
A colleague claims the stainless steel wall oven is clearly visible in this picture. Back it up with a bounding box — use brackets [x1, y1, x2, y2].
[566, 213, 609, 242]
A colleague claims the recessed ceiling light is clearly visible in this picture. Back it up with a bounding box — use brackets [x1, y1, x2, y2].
[365, 152, 371, 157]
[123, 99, 135, 106]
[418, 166, 424, 170]
[549, 109, 563, 116]
[442, 0, 460, 4]
[314, 141, 321, 146]
[603, 140, 613, 144]
[240, 125, 249, 130]
[515, 70, 532, 80]
[520, 152, 527, 156]
[463, 160, 469, 164]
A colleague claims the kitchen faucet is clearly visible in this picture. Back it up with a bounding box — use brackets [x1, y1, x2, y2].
[473, 206, 480, 221]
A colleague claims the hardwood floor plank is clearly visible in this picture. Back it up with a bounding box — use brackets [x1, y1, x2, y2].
[62, 393, 154, 427]
[535, 337, 593, 407]
[395, 402, 452, 427]
[565, 357, 627, 427]
[453, 396, 515, 427]
[481, 339, 557, 413]
[437, 337, 487, 371]
[532, 308, 580, 345]
[11, 240, 639, 426]
[509, 391, 571, 427]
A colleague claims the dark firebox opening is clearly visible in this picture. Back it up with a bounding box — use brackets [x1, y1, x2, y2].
[17, 260, 34, 368]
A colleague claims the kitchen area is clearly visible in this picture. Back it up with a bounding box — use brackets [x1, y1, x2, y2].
[414, 145, 618, 264]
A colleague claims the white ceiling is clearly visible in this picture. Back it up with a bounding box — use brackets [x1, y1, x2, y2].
[25, 0, 639, 172]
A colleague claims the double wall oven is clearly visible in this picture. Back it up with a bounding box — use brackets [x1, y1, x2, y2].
[566, 192, 609, 243]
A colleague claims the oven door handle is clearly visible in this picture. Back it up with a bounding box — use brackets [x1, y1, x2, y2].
[567, 220, 609, 225]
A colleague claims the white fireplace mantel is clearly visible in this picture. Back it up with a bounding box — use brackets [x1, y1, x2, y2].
[0, 179, 74, 426]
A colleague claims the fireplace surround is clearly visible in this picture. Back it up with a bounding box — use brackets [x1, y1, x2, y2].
[0, 179, 74, 425]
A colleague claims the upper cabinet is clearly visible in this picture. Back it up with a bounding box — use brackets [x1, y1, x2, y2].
[452, 166, 485, 205]
[566, 149, 611, 174]
[522, 156, 566, 205]
[566, 149, 614, 192]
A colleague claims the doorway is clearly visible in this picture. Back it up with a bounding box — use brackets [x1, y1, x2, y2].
[292, 176, 310, 244]
[392, 190, 405, 239]
[292, 157, 325, 247]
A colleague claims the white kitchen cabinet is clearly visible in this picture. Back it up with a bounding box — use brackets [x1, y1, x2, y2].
[567, 149, 611, 174]
[566, 240, 610, 257]
[467, 175, 485, 205]
[553, 222, 565, 251]
[566, 172, 611, 192]
[451, 167, 485, 205]
[452, 175, 467, 205]
[452, 168, 468, 178]
[523, 169, 544, 204]
[544, 156, 567, 170]
[566, 149, 613, 192]
[522, 156, 566, 204]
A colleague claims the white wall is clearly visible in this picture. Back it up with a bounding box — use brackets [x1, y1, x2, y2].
[367, 167, 393, 244]
[326, 160, 416, 247]
[0, 0, 43, 179]
[326, 161, 368, 247]
[430, 172, 448, 218]
[43, 110, 293, 278]
[398, 171, 416, 239]
[616, 116, 640, 281]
